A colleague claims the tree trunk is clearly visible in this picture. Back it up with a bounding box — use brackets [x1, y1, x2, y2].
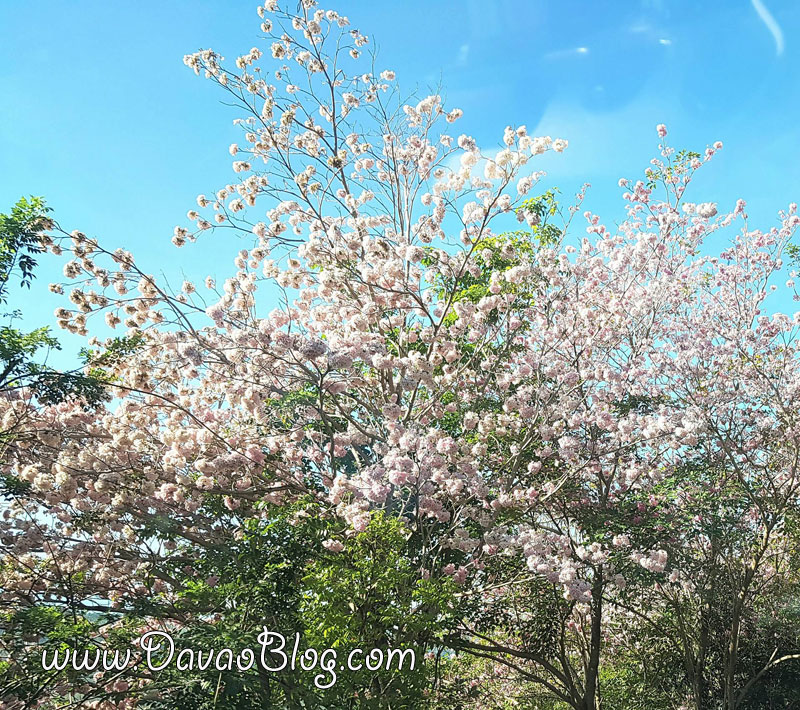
[583, 566, 604, 710]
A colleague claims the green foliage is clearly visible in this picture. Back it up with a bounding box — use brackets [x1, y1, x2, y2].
[128, 509, 454, 709]
[0, 195, 50, 302]
[0, 198, 109, 414]
[596, 635, 686, 709]
[519, 189, 563, 248]
[0, 602, 139, 706]
[644, 149, 701, 191]
[302, 513, 456, 706]
[424, 190, 561, 312]
[787, 242, 800, 266]
[80, 332, 145, 369]
[0, 323, 109, 407]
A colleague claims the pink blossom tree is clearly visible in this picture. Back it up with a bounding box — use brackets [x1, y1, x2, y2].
[3, 2, 800, 709]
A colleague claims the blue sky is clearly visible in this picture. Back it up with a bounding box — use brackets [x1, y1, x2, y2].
[1, 0, 799, 364]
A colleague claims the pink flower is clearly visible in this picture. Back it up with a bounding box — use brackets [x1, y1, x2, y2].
[322, 539, 344, 552]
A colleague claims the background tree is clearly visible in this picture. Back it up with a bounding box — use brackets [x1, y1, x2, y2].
[0, 197, 107, 414]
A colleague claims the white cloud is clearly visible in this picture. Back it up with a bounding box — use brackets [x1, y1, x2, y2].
[751, 0, 785, 56]
[629, 20, 673, 46]
[544, 46, 590, 61]
[524, 92, 679, 179]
